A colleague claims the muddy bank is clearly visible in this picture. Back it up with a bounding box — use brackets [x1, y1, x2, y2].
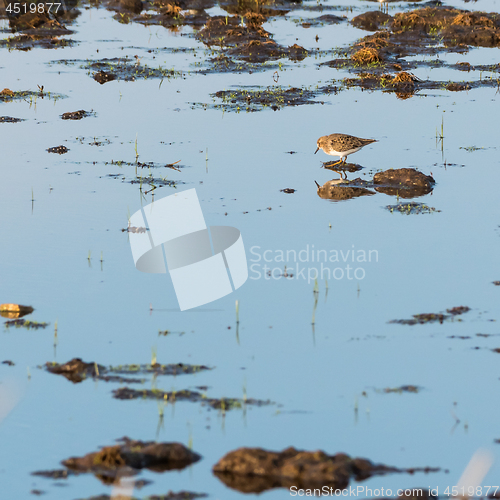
[44, 358, 211, 383]
[33, 438, 200, 484]
[113, 387, 272, 411]
[213, 447, 440, 493]
[322, 7, 500, 97]
[390, 306, 470, 325]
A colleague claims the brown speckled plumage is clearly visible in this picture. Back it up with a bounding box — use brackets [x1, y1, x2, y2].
[315, 133, 377, 164]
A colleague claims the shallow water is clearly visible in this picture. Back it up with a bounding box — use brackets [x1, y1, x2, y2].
[1, 0, 500, 498]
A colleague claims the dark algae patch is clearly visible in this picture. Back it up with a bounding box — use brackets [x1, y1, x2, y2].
[390, 306, 470, 325]
[208, 85, 319, 112]
[385, 201, 440, 215]
[44, 358, 211, 383]
[113, 387, 272, 411]
[33, 438, 201, 484]
[0, 116, 24, 123]
[213, 447, 440, 493]
[380, 385, 421, 393]
[4, 319, 49, 330]
[0, 88, 65, 101]
[51, 57, 185, 82]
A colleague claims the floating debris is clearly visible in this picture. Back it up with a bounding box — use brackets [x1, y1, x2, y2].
[44, 358, 211, 383]
[280, 188, 296, 193]
[380, 385, 421, 394]
[113, 387, 271, 411]
[4, 319, 49, 330]
[389, 306, 470, 325]
[0, 116, 24, 123]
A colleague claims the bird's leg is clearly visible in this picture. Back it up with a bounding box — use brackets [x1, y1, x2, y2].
[328, 158, 342, 168]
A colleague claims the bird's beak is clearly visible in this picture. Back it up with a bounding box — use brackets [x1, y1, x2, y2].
[314, 147, 319, 154]
[314, 181, 320, 188]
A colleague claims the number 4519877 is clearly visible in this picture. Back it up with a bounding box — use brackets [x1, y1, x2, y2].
[444, 486, 499, 497]
[6, 3, 62, 14]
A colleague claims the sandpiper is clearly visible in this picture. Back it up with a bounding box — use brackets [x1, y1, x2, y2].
[315, 133, 377, 167]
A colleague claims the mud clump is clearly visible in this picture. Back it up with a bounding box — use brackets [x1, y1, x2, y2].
[374, 168, 434, 198]
[351, 47, 382, 64]
[33, 438, 200, 484]
[61, 109, 92, 120]
[196, 16, 307, 63]
[94, 71, 117, 84]
[47, 145, 69, 154]
[213, 447, 440, 493]
[117, 0, 144, 14]
[351, 11, 392, 31]
[45, 358, 106, 383]
[64, 438, 200, 471]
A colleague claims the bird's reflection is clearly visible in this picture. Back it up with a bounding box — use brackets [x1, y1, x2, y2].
[316, 177, 375, 201]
